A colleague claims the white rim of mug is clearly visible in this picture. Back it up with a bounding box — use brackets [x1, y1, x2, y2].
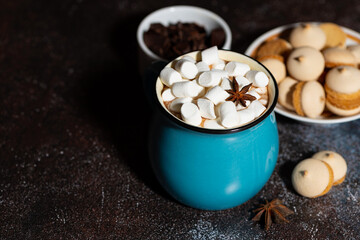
[155, 50, 279, 134]
[137, 5, 232, 62]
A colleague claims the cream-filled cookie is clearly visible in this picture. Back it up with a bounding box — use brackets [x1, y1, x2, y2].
[322, 47, 356, 68]
[260, 58, 286, 84]
[325, 66, 360, 116]
[289, 23, 326, 50]
[347, 44, 360, 65]
[320, 22, 347, 49]
[292, 158, 334, 198]
[312, 151, 347, 185]
[255, 38, 292, 60]
[278, 77, 298, 111]
[292, 80, 326, 118]
[287, 46, 325, 81]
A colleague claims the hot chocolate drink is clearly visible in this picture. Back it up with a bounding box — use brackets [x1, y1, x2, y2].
[158, 46, 270, 129]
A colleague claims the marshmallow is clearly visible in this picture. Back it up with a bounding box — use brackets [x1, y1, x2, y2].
[225, 61, 251, 76]
[196, 61, 210, 73]
[160, 67, 183, 87]
[219, 101, 239, 128]
[212, 59, 226, 70]
[181, 55, 196, 63]
[255, 87, 268, 94]
[181, 102, 202, 126]
[237, 109, 256, 126]
[169, 97, 192, 113]
[247, 100, 267, 117]
[248, 90, 261, 100]
[203, 118, 225, 129]
[220, 77, 232, 90]
[235, 76, 251, 88]
[175, 59, 198, 79]
[259, 98, 268, 106]
[212, 69, 228, 78]
[171, 80, 204, 98]
[201, 46, 219, 65]
[161, 88, 176, 101]
[197, 98, 216, 119]
[197, 70, 224, 87]
[236, 101, 250, 110]
[245, 70, 269, 87]
[204, 86, 230, 105]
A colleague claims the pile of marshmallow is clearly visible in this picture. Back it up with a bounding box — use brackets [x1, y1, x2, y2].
[159, 46, 270, 129]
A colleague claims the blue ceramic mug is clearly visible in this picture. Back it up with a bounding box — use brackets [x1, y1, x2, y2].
[148, 50, 279, 210]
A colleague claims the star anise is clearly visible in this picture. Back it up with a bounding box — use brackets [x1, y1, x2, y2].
[225, 80, 256, 107]
[252, 199, 294, 230]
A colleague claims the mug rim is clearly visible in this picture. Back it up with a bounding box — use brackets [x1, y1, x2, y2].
[136, 5, 232, 62]
[155, 50, 279, 134]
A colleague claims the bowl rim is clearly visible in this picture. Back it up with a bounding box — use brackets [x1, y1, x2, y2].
[155, 49, 279, 134]
[136, 5, 232, 62]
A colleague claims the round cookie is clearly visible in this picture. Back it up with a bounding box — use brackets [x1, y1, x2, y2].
[325, 102, 360, 116]
[347, 44, 360, 65]
[320, 22, 347, 49]
[289, 23, 326, 50]
[322, 47, 356, 68]
[287, 46, 325, 81]
[325, 66, 360, 116]
[312, 151, 347, 185]
[256, 38, 292, 60]
[260, 58, 286, 83]
[278, 77, 298, 111]
[292, 81, 325, 118]
[292, 158, 334, 198]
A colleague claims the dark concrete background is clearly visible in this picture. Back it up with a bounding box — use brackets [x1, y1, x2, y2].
[0, 0, 359, 239]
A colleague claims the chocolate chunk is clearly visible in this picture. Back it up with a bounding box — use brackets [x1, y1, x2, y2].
[209, 28, 226, 48]
[143, 22, 226, 60]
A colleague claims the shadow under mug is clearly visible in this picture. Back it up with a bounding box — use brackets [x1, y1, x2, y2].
[148, 50, 279, 210]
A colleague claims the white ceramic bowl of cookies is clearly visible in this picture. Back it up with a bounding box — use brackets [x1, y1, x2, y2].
[245, 22, 360, 124]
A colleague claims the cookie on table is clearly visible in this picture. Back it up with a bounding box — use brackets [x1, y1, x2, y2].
[292, 158, 334, 198]
[312, 151, 347, 185]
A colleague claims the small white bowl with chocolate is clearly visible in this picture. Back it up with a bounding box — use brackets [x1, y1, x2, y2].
[137, 5, 232, 72]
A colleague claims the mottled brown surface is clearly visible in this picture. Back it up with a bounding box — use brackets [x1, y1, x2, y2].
[0, 0, 359, 239]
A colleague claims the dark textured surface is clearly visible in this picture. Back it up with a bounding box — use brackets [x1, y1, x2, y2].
[1, 0, 359, 239]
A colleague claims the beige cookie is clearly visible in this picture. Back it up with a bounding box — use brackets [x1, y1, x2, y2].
[347, 44, 360, 65]
[287, 46, 325, 81]
[292, 158, 334, 198]
[256, 38, 292, 59]
[325, 66, 360, 116]
[292, 81, 326, 118]
[322, 47, 356, 68]
[278, 77, 298, 111]
[260, 58, 286, 84]
[289, 23, 326, 50]
[312, 151, 347, 185]
[320, 22, 347, 49]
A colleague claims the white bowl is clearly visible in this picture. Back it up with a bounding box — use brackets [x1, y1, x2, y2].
[245, 22, 360, 124]
[137, 5, 232, 72]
